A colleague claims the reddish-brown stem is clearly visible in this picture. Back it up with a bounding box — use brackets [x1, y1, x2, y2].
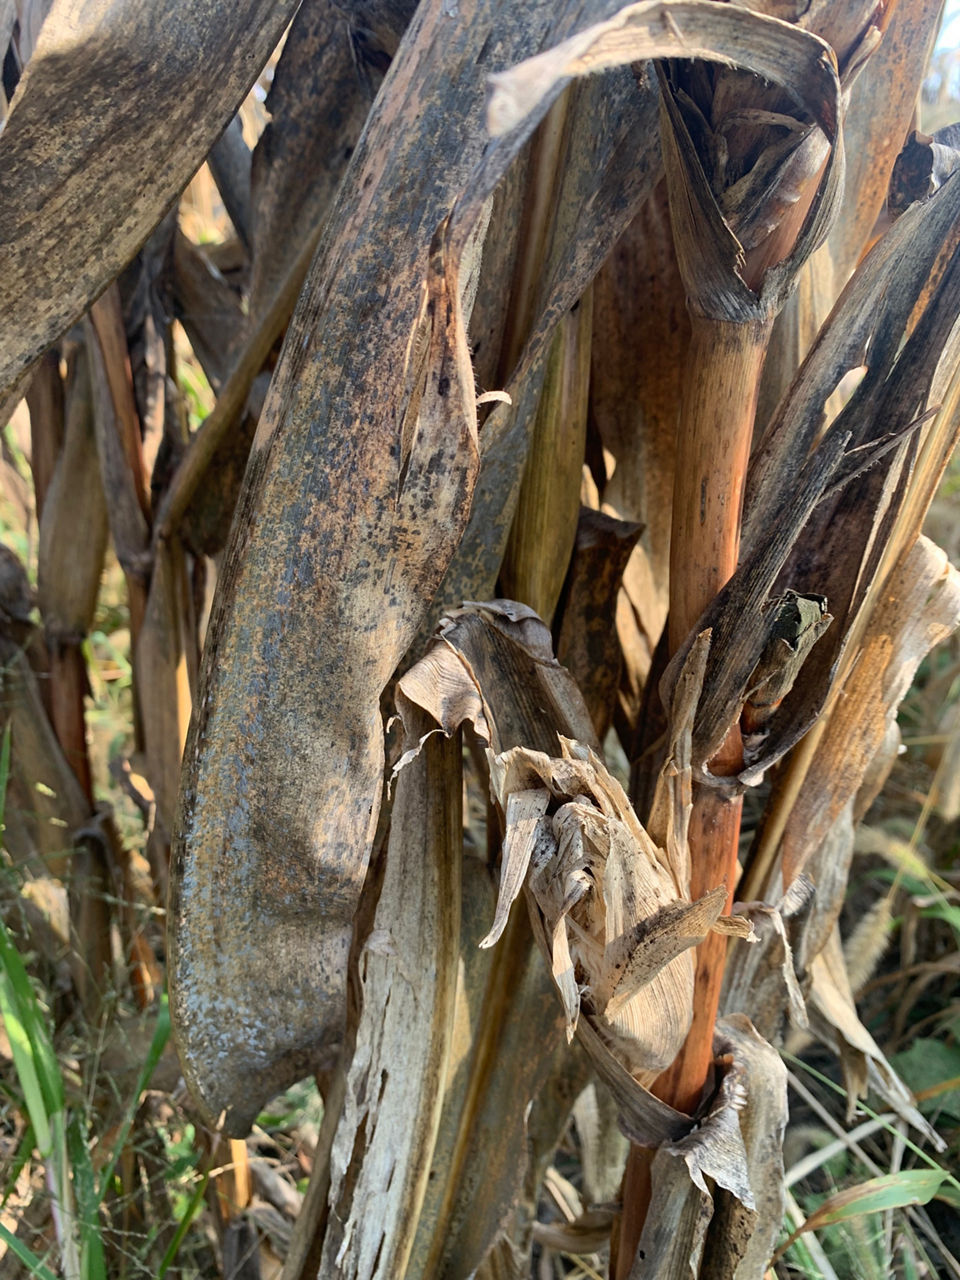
[663, 315, 770, 1109]
[668, 315, 771, 647]
[48, 644, 93, 803]
[617, 312, 771, 1276]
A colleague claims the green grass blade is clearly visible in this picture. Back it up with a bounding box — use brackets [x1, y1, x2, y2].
[774, 1170, 947, 1262]
[68, 1113, 106, 1280]
[0, 968, 52, 1157]
[0, 1218, 61, 1280]
[96, 994, 170, 1203]
[155, 1170, 210, 1280]
[49, 1110, 80, 1280]
[0, 727, 57, 1154]
[809, 1169, 947, 1226]
[0, 916, 65, 1120]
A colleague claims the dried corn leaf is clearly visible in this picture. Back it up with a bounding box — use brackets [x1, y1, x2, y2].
[247, 0, 416, 320]
[118, 212, 178, 471]
[36, 345, 107, 798]
[172, 0, 652, 1131]
[500, 292, 593, 625]
[589, 183, 685, 723]
[207, 116, 251, 250]
[780, 535, 960, 892]
[180, 375, 269, 559]
[0, 0, 299, 397]
[0, 643, 90, 880]
[37, 347, 107, 642]
[572, 1081, 630, 1204]
[630, 1016, 788, 1280]
[317, 716, 461, 1280]
[136, 539, 193, 839]
[806, 927, 942, 1148]
[556, 508, 643, 741]
[646, 629, 711, 885]
[0, 545, 33, 631]
[533, 1209, 613, 1256]
[720, 875, 814, 1043]
[85, 296, 150, 581]
[24, 351, 62, 521]
[488, 737, 749, 1077]
[172, 231, 246, 393]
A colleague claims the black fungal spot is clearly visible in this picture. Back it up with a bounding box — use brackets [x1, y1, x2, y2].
[437, 375, 450, 398]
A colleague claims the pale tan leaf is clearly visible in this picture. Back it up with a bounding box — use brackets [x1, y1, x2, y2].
[487, 735, 748, 1077]
[572, 1081, 630, 1205]
[807, 926, 943, 1148]
[500, 292, 593, 625]
[720, 876, 814, 1041]
[247, 0, 416, 319]
[480, 788, 551, 949]
[318, 715, 461, 1280]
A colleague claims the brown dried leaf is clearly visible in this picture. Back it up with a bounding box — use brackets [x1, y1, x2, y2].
[172, 231, 246, 393]
[135, 540, 193, 838]
[556, 508, 643, 742]
[0, 624, 90, 878]
[247, 0, 416, 320]
[171, 0, 643, 1131]
[780, 536, 960, 889]
[37, 347, 108, 642]
[0, 0, 299, 397]
[207, 117, 251, 250]
[589, 183, 685, 727]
